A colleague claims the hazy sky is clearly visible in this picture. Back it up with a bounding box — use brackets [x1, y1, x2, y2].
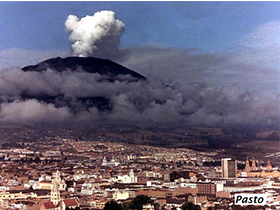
[0, 1, 279, 95]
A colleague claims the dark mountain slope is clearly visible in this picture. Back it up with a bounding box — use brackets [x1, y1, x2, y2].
[22, 56, 145, 80]
[20, 57, 145, 112]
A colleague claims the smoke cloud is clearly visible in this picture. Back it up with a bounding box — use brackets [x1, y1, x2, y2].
[0, 66, 278, 129]
[0, 99, 72, 123]
[65, 11, 125, 58]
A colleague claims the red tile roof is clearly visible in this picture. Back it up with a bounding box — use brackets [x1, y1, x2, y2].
[63, 199, 79, 207]
[43, 201, 60, 209]
[40, 180, 52, 184]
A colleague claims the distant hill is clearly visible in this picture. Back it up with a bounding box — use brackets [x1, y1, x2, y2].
[255, 130, 280, 140]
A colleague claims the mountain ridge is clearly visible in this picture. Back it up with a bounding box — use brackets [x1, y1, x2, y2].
[22, 56, 145, 80]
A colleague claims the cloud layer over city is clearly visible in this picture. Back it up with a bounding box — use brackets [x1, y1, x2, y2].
[0, 65, 278, 129]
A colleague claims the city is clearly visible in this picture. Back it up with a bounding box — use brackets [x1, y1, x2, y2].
[0, 125, 279, 210]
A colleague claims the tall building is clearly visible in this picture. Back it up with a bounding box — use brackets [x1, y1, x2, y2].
[221, 158, 236, 179]
[51, 170, 61, 205]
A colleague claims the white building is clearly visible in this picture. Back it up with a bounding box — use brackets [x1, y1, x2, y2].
[81, 183, 94, 195]
[117, 170, 137, 183]
[102, 157, 120, 167]
[113, 191, 130, 200]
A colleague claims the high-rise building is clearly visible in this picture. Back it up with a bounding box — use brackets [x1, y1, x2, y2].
[221, 158, 236, 179]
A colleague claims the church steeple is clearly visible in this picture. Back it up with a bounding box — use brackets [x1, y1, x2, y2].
[245, 156, 251, 172]
[129, 169, 134, 177]
[266, 160, 272, 172]
[251, 157, 257, 170]
[51, 170, 61, 205]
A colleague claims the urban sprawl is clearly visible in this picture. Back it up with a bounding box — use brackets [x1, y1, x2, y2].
[0, 135, 279, 210]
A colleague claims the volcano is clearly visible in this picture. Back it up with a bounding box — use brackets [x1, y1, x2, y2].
[20, 57, 145, 112]
[22, 56, 145, 80]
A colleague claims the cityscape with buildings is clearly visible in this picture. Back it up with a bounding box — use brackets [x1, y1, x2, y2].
[0, 125, 279, 210]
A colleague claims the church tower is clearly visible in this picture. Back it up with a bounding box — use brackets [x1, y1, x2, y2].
[266, 160, 272, 172]
[129, 169, 137, 183]
[51, 170, 61, 205]
[245, 156, 251, 172]
[251, 157, 257, 170]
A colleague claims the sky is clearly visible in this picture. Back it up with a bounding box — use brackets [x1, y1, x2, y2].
[0, 2, 279, 95]
[0, 2, 279, 52]
[0, 1, 279, 127]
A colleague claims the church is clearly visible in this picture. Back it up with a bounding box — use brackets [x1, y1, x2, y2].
[40, 171, 80, 210]
[244, 157, 280, 178]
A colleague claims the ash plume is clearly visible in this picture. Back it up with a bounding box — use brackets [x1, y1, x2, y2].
[65, 11, 125, 59]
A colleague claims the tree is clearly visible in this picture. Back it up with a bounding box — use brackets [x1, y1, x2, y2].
[154, 203, 160, 210]
[34, 156, 41, 163]
[130, 195, 151, 210]
[122, 202, 130, 210]
[104, 200, 123, 210]
[182, 202, 201, 210]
